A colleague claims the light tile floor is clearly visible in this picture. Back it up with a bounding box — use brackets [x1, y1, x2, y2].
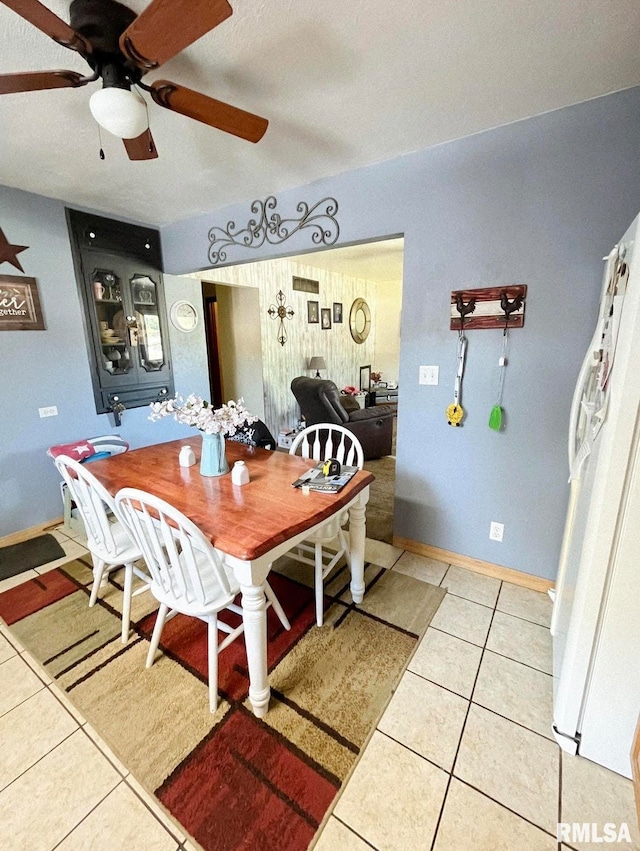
[316, 548, 640, 851]
[1, 526, 638, 850]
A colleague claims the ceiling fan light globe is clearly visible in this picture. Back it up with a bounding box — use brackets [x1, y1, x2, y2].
[89, 88, 148, 139]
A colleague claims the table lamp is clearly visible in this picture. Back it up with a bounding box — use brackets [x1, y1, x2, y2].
[308, 356, 326, 378]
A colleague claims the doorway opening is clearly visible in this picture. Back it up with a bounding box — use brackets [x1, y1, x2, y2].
[200, 237, 403, 434]
[201, 279, 265, 422]
[197, 236, 403, 543]
[202, 294, 223, 408]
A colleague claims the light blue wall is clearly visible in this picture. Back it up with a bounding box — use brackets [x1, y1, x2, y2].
[0, 186, 209, 536]
[3, 89, 640, 575]
[161, 87, 640, 580]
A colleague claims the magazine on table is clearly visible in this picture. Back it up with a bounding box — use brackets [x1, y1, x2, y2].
[291, 463, 358, 493]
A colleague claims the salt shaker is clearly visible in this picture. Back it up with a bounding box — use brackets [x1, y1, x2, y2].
[231, 460, 250, 486]
[179, 445, 196, 467]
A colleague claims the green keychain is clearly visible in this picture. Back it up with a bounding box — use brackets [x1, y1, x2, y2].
[489, 325, 509, 430]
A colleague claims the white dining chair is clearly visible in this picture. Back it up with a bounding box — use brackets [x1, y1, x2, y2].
[53, 455, 151, 644]
[114, 487, 291, 712]
[288, 424, 365, 626]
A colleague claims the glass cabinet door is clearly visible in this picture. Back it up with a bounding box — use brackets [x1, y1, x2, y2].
[85, 255, 172, 391]
[91, 268, 135, 378]
[130, 274, 166, 372]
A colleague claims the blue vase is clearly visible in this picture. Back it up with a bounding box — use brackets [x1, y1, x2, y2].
[200, 432, 229, 477]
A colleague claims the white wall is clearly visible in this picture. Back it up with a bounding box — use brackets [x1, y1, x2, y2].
[373, 278, 402, 383]
[214, 284, 265, 421]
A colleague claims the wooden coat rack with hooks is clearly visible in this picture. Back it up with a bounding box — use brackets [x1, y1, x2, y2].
[450, 285, 527, 331]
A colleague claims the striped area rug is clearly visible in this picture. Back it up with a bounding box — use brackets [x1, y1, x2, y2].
[0, 554, 444, 851]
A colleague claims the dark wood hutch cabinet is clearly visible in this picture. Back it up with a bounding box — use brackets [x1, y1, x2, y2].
[67, 209, 174, 424]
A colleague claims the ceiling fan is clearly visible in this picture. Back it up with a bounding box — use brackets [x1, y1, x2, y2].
[0, 0, 268, 160]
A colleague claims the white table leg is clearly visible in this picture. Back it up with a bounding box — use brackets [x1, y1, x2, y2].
[349, 487, 369, 604]
[240, 582, 270, 718]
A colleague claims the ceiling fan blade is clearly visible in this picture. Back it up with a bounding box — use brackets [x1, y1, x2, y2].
[123, 129, 158, 161]
[150, 80, 268, 143]
[1, 0, 91, 54]
[0, 70, 85, 94]
[119, 0, 232, 70]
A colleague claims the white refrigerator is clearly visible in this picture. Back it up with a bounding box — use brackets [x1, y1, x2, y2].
[551, 214, 640, 779]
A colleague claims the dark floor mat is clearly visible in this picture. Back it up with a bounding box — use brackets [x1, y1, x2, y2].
[0, 534, 66, 580]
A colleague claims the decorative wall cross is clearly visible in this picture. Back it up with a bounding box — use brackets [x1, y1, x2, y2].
[267, 290, 294, 346]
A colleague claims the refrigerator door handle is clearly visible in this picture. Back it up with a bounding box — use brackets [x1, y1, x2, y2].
[568, 246, 620, 475]
[553, 246, 620, 635]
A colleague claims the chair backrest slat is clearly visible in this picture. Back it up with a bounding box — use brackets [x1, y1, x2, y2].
[115, 487, 236, 610]
[289, 424, 364, 470]
[54, 455, 122, 560]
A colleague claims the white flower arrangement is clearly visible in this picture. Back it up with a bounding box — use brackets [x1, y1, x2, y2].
[149, 394, 257, 436]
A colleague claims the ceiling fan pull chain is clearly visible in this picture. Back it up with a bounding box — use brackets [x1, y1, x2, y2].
[142, 98, 153, 151]
[98, 125, 105, 161]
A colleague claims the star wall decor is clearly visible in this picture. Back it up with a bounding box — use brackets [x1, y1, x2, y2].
[0, 228, 29, 272]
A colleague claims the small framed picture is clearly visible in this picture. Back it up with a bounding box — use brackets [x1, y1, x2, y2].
[333, 302, 343, 323]
[307, 301, 319, 324]
[321, 308, 332, 329]
[359, 364, 371, 391]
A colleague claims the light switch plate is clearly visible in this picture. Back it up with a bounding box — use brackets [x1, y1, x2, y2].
[419, 365, 439, 385]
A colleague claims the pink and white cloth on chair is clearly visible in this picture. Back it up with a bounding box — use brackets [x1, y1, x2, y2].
[47, 435, 129, 530]
[47, 440, 97, 463]
[47, 435, 129, 463]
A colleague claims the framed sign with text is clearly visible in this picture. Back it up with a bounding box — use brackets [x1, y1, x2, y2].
[0, 275, 45, 331]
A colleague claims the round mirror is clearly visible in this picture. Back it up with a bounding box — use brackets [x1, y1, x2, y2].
[349, 298, 371, 344]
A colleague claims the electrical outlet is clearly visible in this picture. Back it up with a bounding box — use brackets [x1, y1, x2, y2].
[419, 365, 439, 385]
[39, 406, 58, 418]
[489, 521, 504, 542]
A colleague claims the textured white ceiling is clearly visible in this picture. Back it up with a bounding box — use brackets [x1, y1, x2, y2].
[294, 238, 404, 284]
[2, 0, 640, 226]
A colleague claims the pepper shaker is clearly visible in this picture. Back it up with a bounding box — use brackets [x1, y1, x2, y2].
[179, 445, 196, 467]
[231, 460, 250, 485]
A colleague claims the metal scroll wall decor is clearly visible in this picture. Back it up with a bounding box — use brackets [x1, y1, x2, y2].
[207, 196, 340, 265]
[267, 290, 294, 346]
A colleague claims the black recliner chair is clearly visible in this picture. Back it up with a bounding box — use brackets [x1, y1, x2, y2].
[291, 376, 395, 460]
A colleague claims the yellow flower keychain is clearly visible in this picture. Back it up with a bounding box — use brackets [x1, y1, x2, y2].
[447, 402, 464, 426]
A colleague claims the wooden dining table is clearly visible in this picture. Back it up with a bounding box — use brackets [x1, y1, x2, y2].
[88, 437, 374, 717]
